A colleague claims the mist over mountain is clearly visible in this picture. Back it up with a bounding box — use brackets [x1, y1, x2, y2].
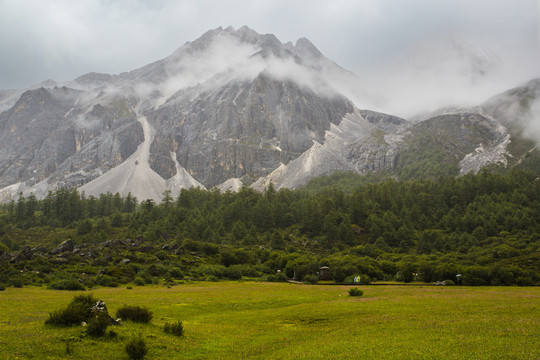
[0, 26, 538, 202]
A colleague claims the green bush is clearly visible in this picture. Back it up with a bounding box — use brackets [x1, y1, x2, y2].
[303, 274, 318, 284]
[48, 279, 86, 291]
[86, 312, 110, 337]
[224, 266, 242, 280]
[169, 267, 184, 279]
[133, 277, 145, 286]
[164, 321, 184, 337]
[116, 305, 153, 323]
[0, 241, 9, 254]
[10, 278, 23, 288]
[348, 288, 364, 297]
[45, 294, 97, 326]
[125, 335, 148, 360]
[515, 276, 535, 286]
[95, 274, 119, 287]
[0, 284, 5, 291]
[266, 272, 287, 282]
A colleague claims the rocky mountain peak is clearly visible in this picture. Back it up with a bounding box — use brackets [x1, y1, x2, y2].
[0, 27, 538, 202]
[294, 37, 323, 60]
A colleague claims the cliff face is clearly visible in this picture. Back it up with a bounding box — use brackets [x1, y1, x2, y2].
[0, 87, 143, 191]
[147, 73, 353, 188]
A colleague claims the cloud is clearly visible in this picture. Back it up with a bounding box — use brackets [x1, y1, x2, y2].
[0, 0, 538, 120]
[353, 35, 540, 118]
[526, 97, 540, 144]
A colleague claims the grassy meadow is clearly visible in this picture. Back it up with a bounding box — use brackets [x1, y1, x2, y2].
[0, 282, 538, 359]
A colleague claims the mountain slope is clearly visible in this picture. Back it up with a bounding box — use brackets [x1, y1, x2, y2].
[0, 27, 538, 201]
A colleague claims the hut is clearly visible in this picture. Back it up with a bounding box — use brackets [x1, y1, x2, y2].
[318, 266, 331, 281]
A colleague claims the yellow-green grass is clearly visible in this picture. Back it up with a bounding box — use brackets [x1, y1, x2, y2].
[0, 283, 538, 359]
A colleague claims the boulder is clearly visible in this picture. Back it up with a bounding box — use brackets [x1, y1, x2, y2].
[118, 258, 131, 265]
[10, 246, 32, 263]
[91, 300, 122, 325]
[31, 246, 47, 254]
[50, 239, 74, 254]
[102, 239, 126, 248]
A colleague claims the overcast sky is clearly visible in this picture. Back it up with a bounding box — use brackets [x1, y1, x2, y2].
[1, 0, 538, 97]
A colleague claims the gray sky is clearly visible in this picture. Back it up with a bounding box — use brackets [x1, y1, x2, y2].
[1, 0, 539, 103]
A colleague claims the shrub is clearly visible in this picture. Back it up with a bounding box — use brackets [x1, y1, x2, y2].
[125, 335, 148, 360]
[133, 277, 145, 286]
[45, 294, 97, 326]
[224, 266, 242, 280]
[95, 274, 119, 287]
[444, 279, 455, 286]
[266, 272, 287, 282]
[86, 312, 110, 337]
[116, 305, 153, 323]
[169, 267, 184, 279]
[71, 294, 98, 312]
[46, 306, 86, 326]
[10, 278, 23, 288]
[164, 321, 184, 337]
[515, 276, 535, 286]
[303, 274, 318, 284]
[0, 284, 5, 291]
[348, 288, 364, 297]
[48, 279, 86, 291]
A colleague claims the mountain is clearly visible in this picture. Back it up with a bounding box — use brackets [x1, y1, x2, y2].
[0, 26, 538, 201]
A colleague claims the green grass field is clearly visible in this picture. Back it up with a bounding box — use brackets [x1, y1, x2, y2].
[0, 283, 538, 359]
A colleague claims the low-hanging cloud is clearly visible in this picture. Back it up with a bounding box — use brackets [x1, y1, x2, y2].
[354, 35, 540, 118]
[0, 0, 538, 120]
[525, 97, 540, 145]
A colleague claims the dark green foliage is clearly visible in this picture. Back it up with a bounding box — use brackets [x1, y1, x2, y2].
[95, 275, 118, 287]
[133, 277, 145, 286]
[125, 335, 148, 360]
[65, 340, 73, 355]
[0, 241, 9, 254]
[45, 294, 98, 326]
[303, 274, 318, 284]
[116, 305, 153, 323]
[1, 169, 539, 287]
[266, 272, 288, 282]
[164, 321, 184, 336]
[77, 219, 93, 235]
[48, 279, 86, 291]
[0, 284, 5, 291]
[399, 263, 416, 283]
[169, 267, 184, 279]
[86, 312, 110, 337]
[223, 266, 242, 280]
[10, 278, 23, 288]
[348, 288, 364, 297]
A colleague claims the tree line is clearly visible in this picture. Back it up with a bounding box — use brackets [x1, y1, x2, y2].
[0, 169, 539, 287]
